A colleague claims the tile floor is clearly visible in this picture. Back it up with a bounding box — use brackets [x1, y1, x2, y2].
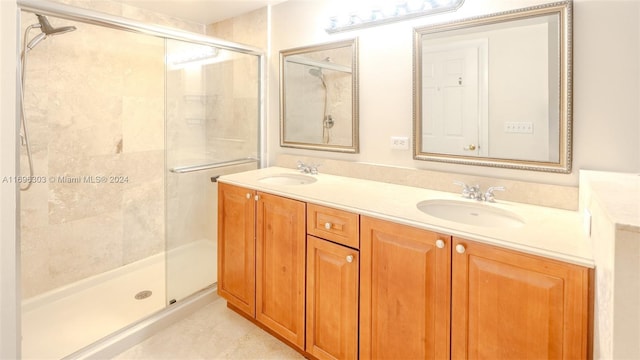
[113, 298, 305, 359]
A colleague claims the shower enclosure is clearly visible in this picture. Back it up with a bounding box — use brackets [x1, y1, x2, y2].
[17, 1, 261, 358]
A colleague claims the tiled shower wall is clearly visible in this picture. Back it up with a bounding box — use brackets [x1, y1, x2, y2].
[19, 3, 200, 298]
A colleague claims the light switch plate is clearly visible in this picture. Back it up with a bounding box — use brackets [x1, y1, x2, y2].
[504, 121, 534, 134]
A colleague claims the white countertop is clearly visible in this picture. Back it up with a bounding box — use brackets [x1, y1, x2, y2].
[219, 167, 594, 268]
[580, 170, 640, 233]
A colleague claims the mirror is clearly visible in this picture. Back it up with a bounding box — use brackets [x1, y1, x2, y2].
[413, 1, 572, 172]
[280, 39, 359, 153]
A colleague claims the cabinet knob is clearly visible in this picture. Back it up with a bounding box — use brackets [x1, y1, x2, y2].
[456, 244, 466, 254]
[324, 222, 332, 230]
[254, 195, 259, 201]
[435, 239, 445, 249]
[346, 255, 354, 263]
[246, 193, 251, 199]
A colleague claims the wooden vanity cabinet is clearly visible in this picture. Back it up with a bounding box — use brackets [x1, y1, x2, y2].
[360, 216, 452, 360]
[306, 204, 360, 360]
[451, 237, 591, 360]
[217, 183, 306, 350]
[217, 183, 256, 317]
[255, 192, 306, 350]
[306, 235, 359, 360]
[220, 183, 592, 360]
[359, 217, 592, 360]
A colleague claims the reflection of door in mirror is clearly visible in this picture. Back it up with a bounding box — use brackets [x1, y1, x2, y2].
[422, 40, 488, 157]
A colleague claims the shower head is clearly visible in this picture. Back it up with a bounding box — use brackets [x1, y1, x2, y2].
[308, 67, 326, 89]
[26, 14, 76, 50]
[36, 15, 77, 36]
[308, 68, 323, 78]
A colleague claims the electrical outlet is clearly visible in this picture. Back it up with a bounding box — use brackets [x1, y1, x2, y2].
[390, 136, 410, 150]
[504, 121, 534, 134]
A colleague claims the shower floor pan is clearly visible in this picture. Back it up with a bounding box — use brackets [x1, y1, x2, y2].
[21, 240, 216, 359]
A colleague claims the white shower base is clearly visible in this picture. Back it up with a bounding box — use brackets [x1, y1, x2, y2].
[21, 240, 216, 360]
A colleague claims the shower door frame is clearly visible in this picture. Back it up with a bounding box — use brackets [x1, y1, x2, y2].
[11, 0, 266, 356]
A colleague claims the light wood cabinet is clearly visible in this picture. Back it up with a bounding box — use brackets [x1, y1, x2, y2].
[306, 235, 359, 360]
[360, 216, 452, 360]
[307, 203, 360, 249]
[218, 184, 306, 350]
[360, 217, 591, 360]
[219, 185, 592, 360]
[217, 183, 256, 317]
[255, 191, 306, 350]
[451, 237, 591, 360]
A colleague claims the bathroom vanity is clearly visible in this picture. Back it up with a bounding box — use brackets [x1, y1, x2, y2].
[217, 167, 593, 360]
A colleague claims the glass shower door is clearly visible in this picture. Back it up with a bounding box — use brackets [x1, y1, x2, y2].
[165, 39, 260, 303]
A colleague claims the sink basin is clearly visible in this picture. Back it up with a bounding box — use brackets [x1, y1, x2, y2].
[258, 173, 317, 186]
[417, 199, 524, 228]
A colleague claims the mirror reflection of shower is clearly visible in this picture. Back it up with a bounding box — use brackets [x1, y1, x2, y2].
[308, 58, 335, 144]
[19, 14, 77, 191]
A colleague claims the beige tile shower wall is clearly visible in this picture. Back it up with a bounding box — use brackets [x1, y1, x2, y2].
[276, 154, 578, 210]
[19, 0, 202, 298]
[205, 8, 265, 161]
[206, 7, 268, 49]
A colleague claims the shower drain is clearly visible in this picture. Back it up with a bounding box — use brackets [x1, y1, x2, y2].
[134, 290, 153, 300]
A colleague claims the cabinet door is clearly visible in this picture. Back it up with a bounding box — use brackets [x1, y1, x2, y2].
[256, 192, 306, 349]
[217, 183, 256, 317]
[360, 216, 451, 359]
[451, 237, 591, 360]
[306, 235, 359, 360]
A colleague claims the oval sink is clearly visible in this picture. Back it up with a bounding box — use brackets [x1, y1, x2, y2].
[417, 199, 524, 228]
[258, 173, 317, 186]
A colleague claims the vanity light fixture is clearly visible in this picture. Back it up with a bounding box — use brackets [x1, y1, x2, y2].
[326, 0, 464, 34]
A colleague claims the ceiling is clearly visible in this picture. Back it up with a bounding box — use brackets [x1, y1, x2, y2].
[118, 0, 288, 25]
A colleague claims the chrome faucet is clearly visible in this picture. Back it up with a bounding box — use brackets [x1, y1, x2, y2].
[297, 160, 319, 175]
[454, 181, 505, 202]
[483, 186, 505, 202]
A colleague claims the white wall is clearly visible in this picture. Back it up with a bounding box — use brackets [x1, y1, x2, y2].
[0, 0, 19, 357]
[574, 0, 640, 176]
[269, 0, 640, 185]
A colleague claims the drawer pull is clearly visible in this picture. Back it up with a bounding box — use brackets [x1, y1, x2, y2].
[324, 222, 332, 230]
[436, 239, 445, 249]
[346, 255, 354, 263]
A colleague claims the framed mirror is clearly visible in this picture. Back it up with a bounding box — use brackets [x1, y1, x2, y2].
[280, 38, 359, 153]
[413, 1, 572, 172]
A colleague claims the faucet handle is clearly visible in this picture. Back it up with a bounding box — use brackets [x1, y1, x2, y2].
[297, 160, 307, 172]
[454, 181, 474, 198]
[484, 186, 505, 202]
[309, 163, 320, 175]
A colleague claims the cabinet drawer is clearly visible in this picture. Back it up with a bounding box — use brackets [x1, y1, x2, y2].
[307, 204, 359, 249]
